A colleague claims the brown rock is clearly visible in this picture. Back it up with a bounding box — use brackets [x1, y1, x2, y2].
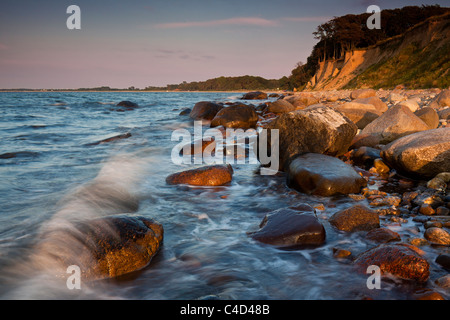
[435, 274, 450, 288]
[352, 105, 430, 148]
[266, 99, 296, 114]
[249, 208, 326, 249]
[38, 215, 164, 280]
[429, 89, 450, 109]
[413, 289, 445, 300]
[266, 106, 357, 170]
[166, 164, 233, 186]
[350, 89, 376, 100]
[284, 93, 319, 108]
[380, 128, 450, 179]
[241, 91, 267, 100]
[329, 204, 380, 232]
[335, 103, 381, 129]
[414, 107, 440, 129]
[180, 137, 216, 156]
[354, 244, 430, 282]
[424, 227, 450, 245]
[366, 228, 401, 243]
[287, 153, 367, 197]
[211, 105, 258, 129]
[438, 108, 450, 120]
[189, 101, 223, 121]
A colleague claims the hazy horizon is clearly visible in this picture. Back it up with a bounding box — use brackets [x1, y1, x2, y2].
[0, 0, 448, 89]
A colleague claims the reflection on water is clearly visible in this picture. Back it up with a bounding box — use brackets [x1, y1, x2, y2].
[0, 92, 447, 300]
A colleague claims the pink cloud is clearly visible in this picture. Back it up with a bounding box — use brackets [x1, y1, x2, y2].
[0, 43, 8, 50]
[155, 17, 278, 29]
[282, 16, 332, 22]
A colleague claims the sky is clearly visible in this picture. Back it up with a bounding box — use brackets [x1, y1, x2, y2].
[0, 0, 447, 89]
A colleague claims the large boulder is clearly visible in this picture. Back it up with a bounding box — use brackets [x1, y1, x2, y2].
[287, 153, 367, 197]
[352, 104, 430, 148]
[266, 99, 296, 114]
[284, 93, 319, 108]
[354, 244, 430, 282]
[380, 128, 450, 179]
[166, 164, 233, 186]
[329, 204, 380, 232]
[36, 215, 164, 280]
[354, 96, 388, 113]
[350, 89, 376, 100]
[335, 102, 382, 129]
[265, 106, 357, 170]
[189, 101, 223, 121]
[241, 91, 267, 100]
[398, 99, 420, 113]
[249, 208, 326, 249]
[210, 104, 258, 129]
[438, 108, 450, 120]
[429, 89, 450, 108]
[414, 107, 439, 129]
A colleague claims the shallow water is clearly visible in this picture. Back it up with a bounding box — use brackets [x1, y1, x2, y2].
[0, 92, 448, 300]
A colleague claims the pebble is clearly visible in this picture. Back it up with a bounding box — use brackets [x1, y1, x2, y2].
[434, 275, 450, 289]
[373, 159, 390, 174]
[419, 203, 436, 216]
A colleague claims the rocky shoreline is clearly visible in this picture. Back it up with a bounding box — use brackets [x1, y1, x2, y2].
[168, 88, 450, 299]
[30, 88, 449, 299]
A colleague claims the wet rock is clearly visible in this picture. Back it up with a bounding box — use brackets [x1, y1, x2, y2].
[38, 215, 163, 280]
[351, 147, 381, 168]
[180, 137, 216, 156]
[117, 101, 139, 108]
[352, 105, 430, 148]
[287, 153, 367, 197]
[366, 228, 401, 243]
[86, 133, 132, 146]
[266, 106, 357, 170]
[413, 289, 445, 300]
[166, 164, 233, 186]
[436, 206, 449, 215]
[435, 274, 450, 289]
[265, 99, 295, 114]
[424, 221, 443, 228]
[354, 243, 430, 282]
[419, 204, 436, 216]
[249, 208, 326, 249]
[435, 254, 450, 271]
[210, 105, 258, 129]
[424, 227, 450, 246]
[241, 91, 267, 100]
[179, 108, 192, 116]
[414, 107, 439, 129]
[369, 195, 401, 207]
[350, 88, 376, 100]
[332, 248, 352, 259]
[329, 204, 380, 232]
[189, 101, 223, 121]
[380, 128, 450, 179]
[373, 159, 390, 174]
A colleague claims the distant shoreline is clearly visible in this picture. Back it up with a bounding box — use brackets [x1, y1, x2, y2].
[0, 90, 286, 93]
